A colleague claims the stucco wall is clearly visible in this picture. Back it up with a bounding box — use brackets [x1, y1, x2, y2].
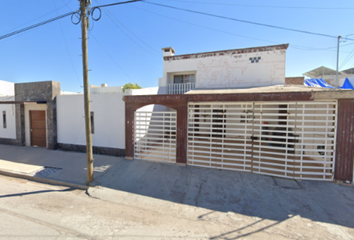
[57, 93, 126, 149]
[0, 96, 16, 140]
[161, 49, 286, 89]
[0, 80, 14, 96]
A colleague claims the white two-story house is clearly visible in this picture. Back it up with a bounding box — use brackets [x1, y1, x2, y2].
[127, 43, 353, 183]
[159, 44, 288, 94]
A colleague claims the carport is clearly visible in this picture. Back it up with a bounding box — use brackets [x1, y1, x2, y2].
[124, 86, 354, 183]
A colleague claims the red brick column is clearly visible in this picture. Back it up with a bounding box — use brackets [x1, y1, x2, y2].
[124, 103, 137, 160]
[335, 99, 354, 182]
[175, 103, 188, 165]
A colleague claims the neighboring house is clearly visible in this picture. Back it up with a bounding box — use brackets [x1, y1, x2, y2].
[0, 80, 16, 144]
[0, 80, 157, 155]
[303, 66, 354, 87]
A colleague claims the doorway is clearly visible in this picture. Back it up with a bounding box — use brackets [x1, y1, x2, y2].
[29, 110, 46, 147]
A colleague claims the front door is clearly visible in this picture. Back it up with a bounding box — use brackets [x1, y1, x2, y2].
[30, 110, 46, 147]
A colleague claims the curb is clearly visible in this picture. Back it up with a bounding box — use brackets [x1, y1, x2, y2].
[0, 170, 88, 190]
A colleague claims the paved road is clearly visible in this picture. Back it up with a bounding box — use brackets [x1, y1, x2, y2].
[0, 175, 353, 239]
[91, 159, 354, 229]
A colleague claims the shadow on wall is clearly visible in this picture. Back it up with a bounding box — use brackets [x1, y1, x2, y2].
[92, 159, 354, 229]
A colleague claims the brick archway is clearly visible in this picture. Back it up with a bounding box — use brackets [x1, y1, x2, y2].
[124, 95, 188, 165]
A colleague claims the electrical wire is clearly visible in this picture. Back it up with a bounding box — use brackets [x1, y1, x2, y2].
[162, 0, 354, 10]
[54, 0, 82, 87]
[130, 4, 353, 54]
[339, 47, 354, 70]
[61, 1, 133, 81]
[0, 11, 78, 41]
[92, 0, 142, 10]
[0, 1, 142, 42]
[94, 0, 159, 55]
[90, 34, 132, 80]
[0, 0, 74, 35]
[143, 1, 354, 41]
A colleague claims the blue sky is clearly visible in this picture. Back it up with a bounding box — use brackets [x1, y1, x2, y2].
[1, 0, 354, 92]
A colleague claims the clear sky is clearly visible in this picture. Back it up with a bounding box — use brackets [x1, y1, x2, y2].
[1, 0, 354, 92]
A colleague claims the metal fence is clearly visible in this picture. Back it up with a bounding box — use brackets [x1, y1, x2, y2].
[168, 83, 195, 94]
[187, 101, 337, 181]
[134, 111, 177, 163]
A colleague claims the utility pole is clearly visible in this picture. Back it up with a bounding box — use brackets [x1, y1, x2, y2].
[336, 35, 341, 88]
[80, 0, 94, 184]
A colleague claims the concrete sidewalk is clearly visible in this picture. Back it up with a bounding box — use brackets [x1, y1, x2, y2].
[0, 144, 123, 187]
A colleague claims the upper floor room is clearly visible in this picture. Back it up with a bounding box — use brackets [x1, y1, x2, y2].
[159, 44, 289, 94]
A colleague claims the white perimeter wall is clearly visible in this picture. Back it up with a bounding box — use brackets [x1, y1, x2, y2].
[57, 87, 170, 150]
[0, 96, 16, 139]
[161, 49, 286, 89]
[57, 93, 126, 149]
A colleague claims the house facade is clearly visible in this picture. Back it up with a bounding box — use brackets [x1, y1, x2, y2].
[126, 44, 354, 184]
[159, 44, 288, 94]
[0, 44, 353, 184]
[0, 80, 157, 156]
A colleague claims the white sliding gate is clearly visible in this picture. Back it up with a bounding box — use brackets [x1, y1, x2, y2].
[187, 101, 337, 181]
[134, 111, 177, 163]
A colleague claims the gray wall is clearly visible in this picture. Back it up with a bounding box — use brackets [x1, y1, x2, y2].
[15, 81, 60, 149]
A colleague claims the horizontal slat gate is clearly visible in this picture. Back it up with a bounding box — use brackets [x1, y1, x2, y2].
[187, 103, 253, 172]
[188, 102, 336, 181]
[134, 111, 176, 163]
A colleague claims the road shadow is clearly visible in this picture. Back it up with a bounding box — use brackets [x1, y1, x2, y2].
[0, 188, 75, 198]
[92, 159, 354, 229]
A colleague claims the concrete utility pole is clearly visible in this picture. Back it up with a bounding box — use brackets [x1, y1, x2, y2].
[336, 35, 341, 88]
[80, 0, 94, 184]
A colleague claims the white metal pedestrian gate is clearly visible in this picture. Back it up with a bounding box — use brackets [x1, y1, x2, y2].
[134, 111, 177, 163]
[187, 102, 337, 181]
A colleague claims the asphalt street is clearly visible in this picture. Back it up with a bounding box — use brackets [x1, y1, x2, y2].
[0, 174, 353, 239]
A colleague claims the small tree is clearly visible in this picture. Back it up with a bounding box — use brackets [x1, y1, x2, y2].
[122, 82, 142, 93]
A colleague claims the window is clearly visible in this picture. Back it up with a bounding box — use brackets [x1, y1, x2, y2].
[2, 111, 6, 129]
[173, 74, 195, 84]
[90, 112, 94, 134]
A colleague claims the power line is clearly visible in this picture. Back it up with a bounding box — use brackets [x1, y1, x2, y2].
[54, 0, 82, 87]
[59, 0, 135, 81]
[0, 0, 74, 35]
[94, 0, 159, 56]
[130, 4, 353, 54]
[0, 1, 143, 42]
[92, 0, 142, 9]
[339, 47, 354, 70]
[163, 0, 354, 10]
[0, 11, 77, 41]
[143, 1, 354, 41]
[90, 34, 132, 80]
